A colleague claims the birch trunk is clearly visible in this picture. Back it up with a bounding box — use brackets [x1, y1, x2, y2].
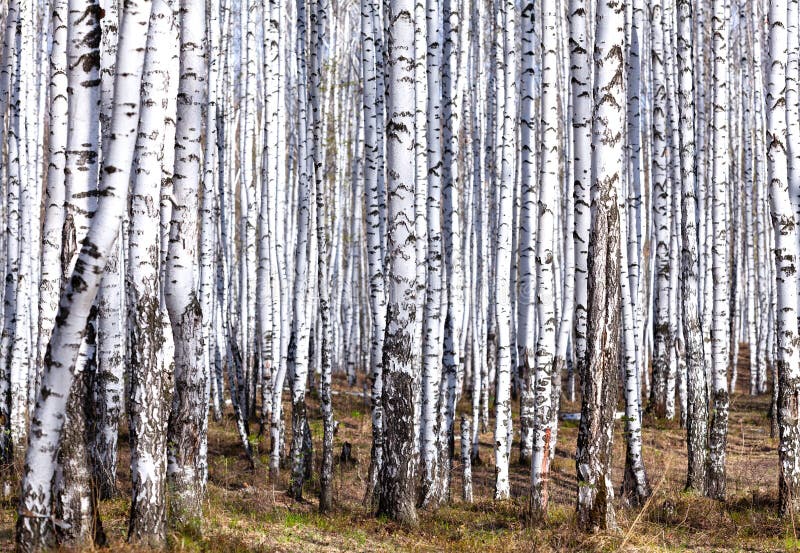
[677, 0, 708, 495]
[529, 0, 559, 520]
[127, 0, 174, 543]
[166, 0, 208, 528]
[575, 0, 624, 531]
[362, 0, 388, 504]
[16, 0, 151, 548]
[377, 0, 419, 524]
[418, 0, 446, 507]
[706, 0, 730, 501]
[767, 0, 800, 517]
[570, 0, 592, 396]
[493, 0, 517, 500]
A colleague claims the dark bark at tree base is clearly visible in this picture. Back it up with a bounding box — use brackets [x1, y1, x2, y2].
[289, 397, 309, 501]
[167, 300, 208, 532]
[127, 294, 169, 547]
[778, 365, 800, 517]
[706, 388, 729, 501]
[575, 191, 621, 534]
[378, 370, 418, 527]
[303, 418, 314, 481]
[56, 311, 106, 550]
[621, 457, 652, 508]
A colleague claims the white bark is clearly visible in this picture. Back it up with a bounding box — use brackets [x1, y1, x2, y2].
[377, 0, 419, 523]
[127, 0, 174, 543]
[529, 0, 559, 520]
[768, 0, 800, 516]
[16, 0, 152, 548]
[707, 0, 730, 501]
[575, 0, 624, 531]
[492, 0, 517, 502]
[166, 0, 208, 528]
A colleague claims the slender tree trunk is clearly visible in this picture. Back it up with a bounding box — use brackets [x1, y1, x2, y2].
[706, 0, 730, 501]
[0, 0, 22, 478]
[315, 0, 334, 509]
[166, 0, 208, 529]
[517, 0, 537, 466]
[288, 0, 315, 502]
[677, 0, 708, 496]
[36, 0, 68, 425]
[620, 186, 651, 507]
[418, 0, 446, 508]
[461, 415, 473, 502]
[362, 0, 388, 505]
[492, 0, 517, 501]
[648, 0, 671, 419]
[529, 0, 560, 521]
[570, 0, 592, 402]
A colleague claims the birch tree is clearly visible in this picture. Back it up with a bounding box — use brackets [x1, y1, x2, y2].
[570, 0, 592, 395]
[16, 0, 152, 547]
[529, 0, 560, 521]
[287, 0, 315, 501]
[0, 0, 23, 478]
[648, 0, 672, 419]
[493, 0, 517, 501]
[418, 0, 446, 507]
[127, 0, 174, 543]
[575, 0, 624, 531]
[767, 0, 800, 517]
[362, 0, 388, 504]
[378, 0, 419, 523]
[166, 0, 208, 527]
[677, 0, 708, 495]
[707, 0, 730, 501]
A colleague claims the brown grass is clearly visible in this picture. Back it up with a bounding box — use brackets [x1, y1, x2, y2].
[0, 346, 796, 552]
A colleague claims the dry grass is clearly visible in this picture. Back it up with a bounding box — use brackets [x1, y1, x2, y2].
[1, 349, 797, 552]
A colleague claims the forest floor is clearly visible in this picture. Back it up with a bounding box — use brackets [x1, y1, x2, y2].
[1, 348, 797, 552]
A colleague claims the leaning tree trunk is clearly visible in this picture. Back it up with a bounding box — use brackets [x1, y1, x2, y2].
[90, 0, 124, 502]
[53, 1, 104, 544]
[575, 0, 624, 532]
[15, 0, 152, 549]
